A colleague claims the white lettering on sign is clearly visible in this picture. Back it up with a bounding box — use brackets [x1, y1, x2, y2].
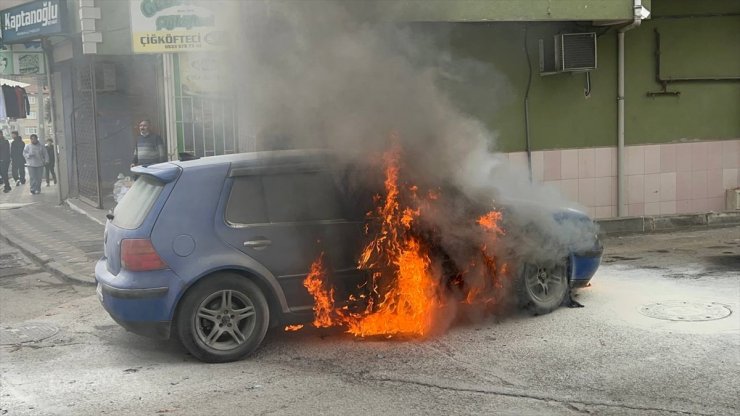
[3, 1, 59, 32]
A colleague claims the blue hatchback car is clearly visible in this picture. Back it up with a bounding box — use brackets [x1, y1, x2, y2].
[96, 150, 602, 362]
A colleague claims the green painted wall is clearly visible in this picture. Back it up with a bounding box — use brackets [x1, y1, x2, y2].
[626, 16, 740, 144]
[444, 22, 618, 152]
[441, 0, 740, 151]
[354, 0, 647, 22]
[90, 0, 737, 152]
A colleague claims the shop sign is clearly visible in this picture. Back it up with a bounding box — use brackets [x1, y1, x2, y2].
[130, 0, 232, 53]
[0, 0, 67, 44]
[179, 53, 230, 96]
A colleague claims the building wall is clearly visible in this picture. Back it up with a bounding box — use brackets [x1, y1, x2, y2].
[56, 0, 738, 216]
[504, 141, 739, 218]
[443, 14, 740, 152]
[96, 0, 133, 55]
[95, 55, 162, 192]
[437, 0, 740, 217]
[350, 0, 649, 22]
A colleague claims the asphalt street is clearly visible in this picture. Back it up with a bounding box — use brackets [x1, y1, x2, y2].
[0, 226, 738, 415]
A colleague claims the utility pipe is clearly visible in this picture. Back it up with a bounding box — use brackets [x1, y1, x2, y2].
[617, 0, 645, 217]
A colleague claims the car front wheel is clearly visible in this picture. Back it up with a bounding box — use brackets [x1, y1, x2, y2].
[176, 274, 269, 363]
[516, 261, 569, 315]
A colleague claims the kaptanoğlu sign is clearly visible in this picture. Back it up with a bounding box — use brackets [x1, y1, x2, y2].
[1, 0, 66, 44]
[130, 0, 231, 53]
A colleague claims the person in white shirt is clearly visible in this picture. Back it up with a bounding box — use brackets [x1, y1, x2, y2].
[23, 134, 47, 195]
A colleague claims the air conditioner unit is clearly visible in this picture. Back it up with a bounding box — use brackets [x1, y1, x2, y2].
[539, 32, 597, 75]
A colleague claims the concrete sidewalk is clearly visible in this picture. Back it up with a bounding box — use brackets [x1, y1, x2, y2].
[1, 178, 739, 287]
[0, 182, 102, 286]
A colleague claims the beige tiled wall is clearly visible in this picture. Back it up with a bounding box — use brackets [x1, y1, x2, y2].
[503, 140, 740, 219]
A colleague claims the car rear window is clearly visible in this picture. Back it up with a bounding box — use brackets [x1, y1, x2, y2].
[112, 175, 164, 229]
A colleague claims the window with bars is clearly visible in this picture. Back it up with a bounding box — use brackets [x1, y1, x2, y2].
[175, 94, 238, 158]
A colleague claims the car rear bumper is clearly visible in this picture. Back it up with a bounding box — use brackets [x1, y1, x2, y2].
[95, 259, 183, 340]
[570, 248, 603, 288]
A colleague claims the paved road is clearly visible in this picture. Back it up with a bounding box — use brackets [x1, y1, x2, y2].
[1, 226, 738, 415]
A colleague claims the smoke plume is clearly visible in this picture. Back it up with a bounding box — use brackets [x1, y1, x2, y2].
[233, 1, 599, 308]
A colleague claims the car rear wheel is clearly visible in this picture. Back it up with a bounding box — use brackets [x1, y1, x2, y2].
[176, 274, 269, 363]
[516, 261, 569, 315]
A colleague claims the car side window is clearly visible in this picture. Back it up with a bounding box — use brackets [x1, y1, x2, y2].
[335, 167, 378, 221]
[226, 176, 268, 225]
[262, 171, 345, 222]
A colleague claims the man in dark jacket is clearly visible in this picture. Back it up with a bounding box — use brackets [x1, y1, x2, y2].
[131, 120, 166, 167]
[0, 131, 11, 193]
[44, 139, 57, 186]
[10, 131, 26, 186]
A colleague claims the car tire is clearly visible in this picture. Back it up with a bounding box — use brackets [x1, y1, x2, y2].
[516, 260, 569, 316]
[175, 273, 269, 363]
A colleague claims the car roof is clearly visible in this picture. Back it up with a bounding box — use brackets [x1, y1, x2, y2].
[168, 149, 340, 170]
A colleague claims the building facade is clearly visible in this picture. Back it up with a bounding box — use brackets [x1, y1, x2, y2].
[2, 0, 737, 216]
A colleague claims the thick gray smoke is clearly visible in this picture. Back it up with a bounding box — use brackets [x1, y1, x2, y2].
[233, 1, 598, 281]
[236, 1, 487, 176]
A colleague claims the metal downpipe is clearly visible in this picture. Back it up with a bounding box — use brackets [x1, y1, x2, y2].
[617, 1, 644, 217]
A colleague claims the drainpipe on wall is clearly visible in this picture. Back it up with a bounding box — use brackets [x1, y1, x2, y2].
[617, 0, 648, 217]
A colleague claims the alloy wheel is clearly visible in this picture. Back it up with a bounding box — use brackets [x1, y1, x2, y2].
[193, 289, 257, 351]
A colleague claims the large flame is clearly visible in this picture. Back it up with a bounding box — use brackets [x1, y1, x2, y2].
[297, 136, 505, 338]
[348, 237, 440, 337]
[302, 253, 335, 328]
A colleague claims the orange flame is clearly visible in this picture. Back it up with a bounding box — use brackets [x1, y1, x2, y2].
[348, 238, 440, 337]
[301, 136, 506, 339]
[284, 325, 304, 332]
[303, 253, 336, 328]
[477, 211, 504, 234]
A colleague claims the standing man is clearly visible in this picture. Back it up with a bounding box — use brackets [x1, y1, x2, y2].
[44, 138, 57, 186]
[23, 134, 47, 195]
[131, 119, 166, 167]
[10, 131, 26, 186]
[0, 131, 11, 193]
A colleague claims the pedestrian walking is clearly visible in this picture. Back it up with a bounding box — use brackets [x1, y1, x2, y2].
[131, 119, 166, 167]
[0, 131, 11, 193]
[23, 134, 47, 195]
[44, 138, 57, 186]
[10, 131, 26, 186]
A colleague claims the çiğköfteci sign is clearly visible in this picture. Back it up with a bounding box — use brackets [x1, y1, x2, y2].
[130, 0, 232, 53]
[1, 0, 67, 44]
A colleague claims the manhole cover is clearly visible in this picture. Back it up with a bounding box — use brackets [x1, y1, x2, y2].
[0, 323, 59, 345]
[639, 301, 732, 322]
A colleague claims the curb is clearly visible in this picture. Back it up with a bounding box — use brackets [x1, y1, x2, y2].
[597, 211, 740, 235]
[65, 199, 107, 226]
[0, 234, 97, 287]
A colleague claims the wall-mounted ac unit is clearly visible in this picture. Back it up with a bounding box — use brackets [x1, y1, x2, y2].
[539, 33, 597, 75]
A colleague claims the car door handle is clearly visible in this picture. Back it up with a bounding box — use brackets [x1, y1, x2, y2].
[243, 239, 272, 250]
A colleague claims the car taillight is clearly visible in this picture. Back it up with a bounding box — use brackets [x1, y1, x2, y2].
[121, 239, 167, 271]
